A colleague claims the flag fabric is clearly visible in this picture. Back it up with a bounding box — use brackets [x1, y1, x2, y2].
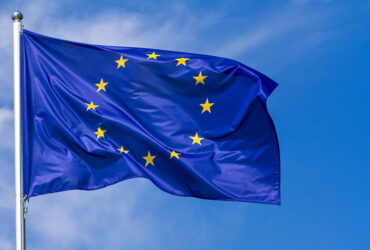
[21, 29, 280, 204]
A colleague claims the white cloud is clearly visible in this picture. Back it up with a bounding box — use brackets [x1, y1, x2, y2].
[214, 1, 335, 74]
[16, 1, 219, 50]
[0, 181, 13, 209]
[0, 108, 13, 129]
[27, 180, 158, 250]
[0, 108, 13, 150]
[0, 236, 13, 250]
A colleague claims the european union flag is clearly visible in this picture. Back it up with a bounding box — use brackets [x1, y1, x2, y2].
[21, 30, 280, 204]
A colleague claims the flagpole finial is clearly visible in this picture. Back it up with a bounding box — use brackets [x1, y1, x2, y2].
[11, 10, 23, 22]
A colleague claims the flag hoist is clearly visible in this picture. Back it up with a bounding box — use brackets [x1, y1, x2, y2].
[12, 10, 26, 250]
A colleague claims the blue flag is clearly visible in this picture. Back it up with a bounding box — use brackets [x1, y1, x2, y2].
[21, 30, 280, 204]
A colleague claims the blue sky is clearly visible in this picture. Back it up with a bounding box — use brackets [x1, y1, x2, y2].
[0, 0, 369, 249]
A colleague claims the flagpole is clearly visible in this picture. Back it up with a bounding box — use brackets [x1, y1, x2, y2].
[12, 10, 26, 250]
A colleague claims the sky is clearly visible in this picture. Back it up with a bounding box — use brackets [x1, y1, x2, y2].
[0, 0, 369, 249]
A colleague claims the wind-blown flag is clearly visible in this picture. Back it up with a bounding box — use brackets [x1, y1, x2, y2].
[21, 30, 280, 204]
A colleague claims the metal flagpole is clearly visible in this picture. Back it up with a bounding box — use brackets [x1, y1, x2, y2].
[12, 10, 26, 250]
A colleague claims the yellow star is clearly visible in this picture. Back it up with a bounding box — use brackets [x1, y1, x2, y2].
[190, 132, 204, 145]
[146, 52, 160, 59]
[94, 126, 106, 140]
[95, 78, 108, 92]
[143, 151, 156, 167]
[115, 55, 128, 69]
[169, 150, 181, 159]
[175, 58, 189, 66]
[85, 101, 99, 111]
[200, 98, 214, 114]
[117, 146, 129, 154]
[193, 71, 208, 85]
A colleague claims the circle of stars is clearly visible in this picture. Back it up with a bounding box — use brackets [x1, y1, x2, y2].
[85, 51, 216, 168]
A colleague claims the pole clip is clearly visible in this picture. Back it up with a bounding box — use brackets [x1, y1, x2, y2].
[23, 195, 29, 218]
